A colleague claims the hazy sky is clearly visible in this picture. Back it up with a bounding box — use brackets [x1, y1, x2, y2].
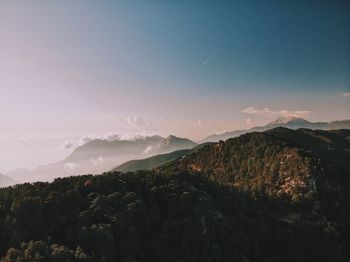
[0, 0, 350, 172]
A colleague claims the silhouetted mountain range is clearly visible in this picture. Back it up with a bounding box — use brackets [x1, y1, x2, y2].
[6, 135, 197, 183]
[199, 116, 350, 143]
[1, 127, 350, 261]
[112, 117, 350, 175]
[4, 117, 350, 186]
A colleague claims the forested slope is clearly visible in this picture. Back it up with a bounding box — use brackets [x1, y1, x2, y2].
[113, 143, 212, 172]
[0, 128, 349, 262]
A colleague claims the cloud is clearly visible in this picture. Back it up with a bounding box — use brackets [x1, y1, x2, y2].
[63, 162, 80, 171]
[104, 133, 121, 141]
[215, 130, 227, 135]
[77, 131, 159, 146]
[59, 140, 74, 150]
[78, 133, 122, 146]
[91, 156, 104, 167]
[123, 131, 161, 140]
[194, 120, 203, 128]
[125, 115, 147, 127]
[242, 107, 311, 118]
[143, 145, 154, 155]
[78, 135, 96, 146]
[246, 118, 253, 126]
[342, 92, 350, 97]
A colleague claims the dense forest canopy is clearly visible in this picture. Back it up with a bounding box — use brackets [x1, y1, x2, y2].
[1, 128, 349, 262]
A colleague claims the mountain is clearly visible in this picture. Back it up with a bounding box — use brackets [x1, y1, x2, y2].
[65, 135, 164, 164]
[199, 129, 247, 143]
[112, 142, 212, 172]
[6, 135, 197, 183]
[112, 149, 192, 173]
[62, 135, 197, 174]
[0, 173, 16, 188]
[199, 116, 350, 142]
[158, 135, 197, 153]
[162, 127, 350, 204]
[1, 128, 349, 261]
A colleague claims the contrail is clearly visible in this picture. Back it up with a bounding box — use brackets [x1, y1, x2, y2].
[202, 50, 219, 65]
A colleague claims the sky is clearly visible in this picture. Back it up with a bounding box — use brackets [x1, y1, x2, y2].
[0, 0, 350, 172]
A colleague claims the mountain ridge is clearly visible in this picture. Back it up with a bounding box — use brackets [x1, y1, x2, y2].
[1, 127, 349, 261]
[199, 116, 350, 143]
[6, 135, 197, 183]
[161, 127, 350, 206]
[112, 142, 212, 172]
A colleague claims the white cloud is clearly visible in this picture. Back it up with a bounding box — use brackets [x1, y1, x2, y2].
[103, 133, 121, 141]
[119, 131, 159, 141]
[91, 156, 104, 167]
[64, 162, 80, 171]
[120, 133, 144, 141]
[125, 115, 147, 127]
[78, 133, 122, 146]
[215, 130, 227, 135]
[194, 120, 203, 128]
[77, 131, 160, 146]
[342, 92, 350, 97]
[246, 118, 253, 126]
[78, 135, 96, 146]
[242, 107, 311, 118]
[59, 140, 74, 150]
[143, 145, 154, 155]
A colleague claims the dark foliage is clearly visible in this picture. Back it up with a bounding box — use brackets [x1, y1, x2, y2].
[1, 128, 349, 262]
[113, 143, 212, 172]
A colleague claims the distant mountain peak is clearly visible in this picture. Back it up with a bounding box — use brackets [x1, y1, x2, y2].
[199, 117, 350, 143]
[268, 116, 310, 125]
[165, 135, 184, 142]
[165, 135, 177, 140]
[164, 135, 196, 145]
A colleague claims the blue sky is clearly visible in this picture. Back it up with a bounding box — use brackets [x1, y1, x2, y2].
[0, 0, 349, 171]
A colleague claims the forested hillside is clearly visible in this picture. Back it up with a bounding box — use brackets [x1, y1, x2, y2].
[0, 128, 349, 262]
[112, 143, 212, 172]
[162, 128, 350, 204]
